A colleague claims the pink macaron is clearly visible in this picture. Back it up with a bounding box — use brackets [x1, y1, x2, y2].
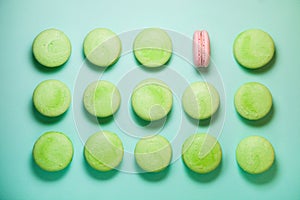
[193, 30, 210, 67]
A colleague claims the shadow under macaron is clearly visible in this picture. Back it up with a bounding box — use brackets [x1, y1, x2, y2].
[236, 104, 275, 127]
[238, 159, 278, 185]
[183, 158, 223, 183]
[30, 153, 69, 181]
[135, 160, 171, 182]
[31, 101, 67, 124]
[82, 153, 119, 180]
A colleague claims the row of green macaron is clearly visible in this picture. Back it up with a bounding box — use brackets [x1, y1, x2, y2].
[32, 27, 275, 70]
[33, 78, 273, 122]
[33, 130, 275, 175]
[32, 27, 173, 68]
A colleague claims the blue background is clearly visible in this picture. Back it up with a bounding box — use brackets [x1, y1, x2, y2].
[1, 0, 300, 199]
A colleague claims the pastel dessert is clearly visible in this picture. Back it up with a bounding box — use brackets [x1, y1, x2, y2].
[83, 80, 121, 118]
[33, 79, 71, 117]
[134, 135, 172, 172]
[33, 131, 74, 172]
[131, 78, 173, 121]
[133, 28, 172, 67]
[32, 28, 71, 67]
[182, 82, 220, 120]
[84, 131, 124, 171]
[182, 133, 222, 174]
[236, 136, 275, 174]
[234, 82, 272, 120]
[233, 29, 275, 69]
[193, 30, 210, 67]
[83, 28, 122, 67]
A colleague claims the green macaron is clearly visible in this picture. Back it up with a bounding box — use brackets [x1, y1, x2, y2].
[182, 82, 220, 120]
[83, 80, 121, 118]
[236, 135, 275, 174]
[33, 79, 71, 117]
[133, 28, 172, 67]
[182, 133, 222, 174]
[233, 29, 275, 69]
[131, 78, 173, 121]
[33, 131, 74, 172]
[84, 131, 124, 171]
[234, 82, 272, 120]
[83, 28, 122, 67]
[134, 135, 172, 172]
[32, 28, 71, 67]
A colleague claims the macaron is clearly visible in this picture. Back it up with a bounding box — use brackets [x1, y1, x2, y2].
[133, 28, 172, 68]
[236, 135, 275, 174]
[182, 133, 222, 174]
[33, 79, 71, 117]
[233, 29, 275, 69]
[83, 80, 121, 118]
[33, 131, 74, 172]
[84, 131, 124, 171]
[182, 82, 220, 120]
[83, 28, 122, 67]
[193, 30, 210, 67]
[131, 78, 173, 121]
[32, 28, 71, 67]
[134, 135, 172, 172]
[234, 82, 272, 120]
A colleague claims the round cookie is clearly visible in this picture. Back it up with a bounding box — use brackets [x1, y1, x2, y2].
[83, 80, 121, 118]
[133, 28, 172, 67]
[182, 82, 220, 120]
[33, 131, 74, 172]
[233, 29, 275, 69]
[134, 135, 172, 172]
[236, 136, 275, 174]
[182, 133, 222, 174]
[84, 131, 124, 171]
[234, 82, 272, 120]
[33, 79, 71, 117]
[32, 28, 71, 67]
[83, 28, 122, 67]
[131, 78, 173, 121]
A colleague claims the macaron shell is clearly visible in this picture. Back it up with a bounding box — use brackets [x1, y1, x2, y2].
[193, 30, 210, 67]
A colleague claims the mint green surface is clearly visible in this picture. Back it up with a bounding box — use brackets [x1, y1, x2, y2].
[33, 131, 74, 172]
[83, 80, 121, 118]
[1, 1, 300, 200]
[32, 28, 71, 67]
[236, 136, 275, 174]
[182, 133, 222, 174]
[233, 29, 275, 69]
[84, 131, 124, 171]
[134, 135, 172, 172]
[131, 78, 173, 121]
[234, 82, 272, 120]
[83, 28, 122, 67]
[33, 79, 71, 117]
[133, 28, 172, 67]
[182, 82, 220, 120]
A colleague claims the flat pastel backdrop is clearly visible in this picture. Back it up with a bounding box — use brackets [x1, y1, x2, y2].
[1, 0, 299, 199]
